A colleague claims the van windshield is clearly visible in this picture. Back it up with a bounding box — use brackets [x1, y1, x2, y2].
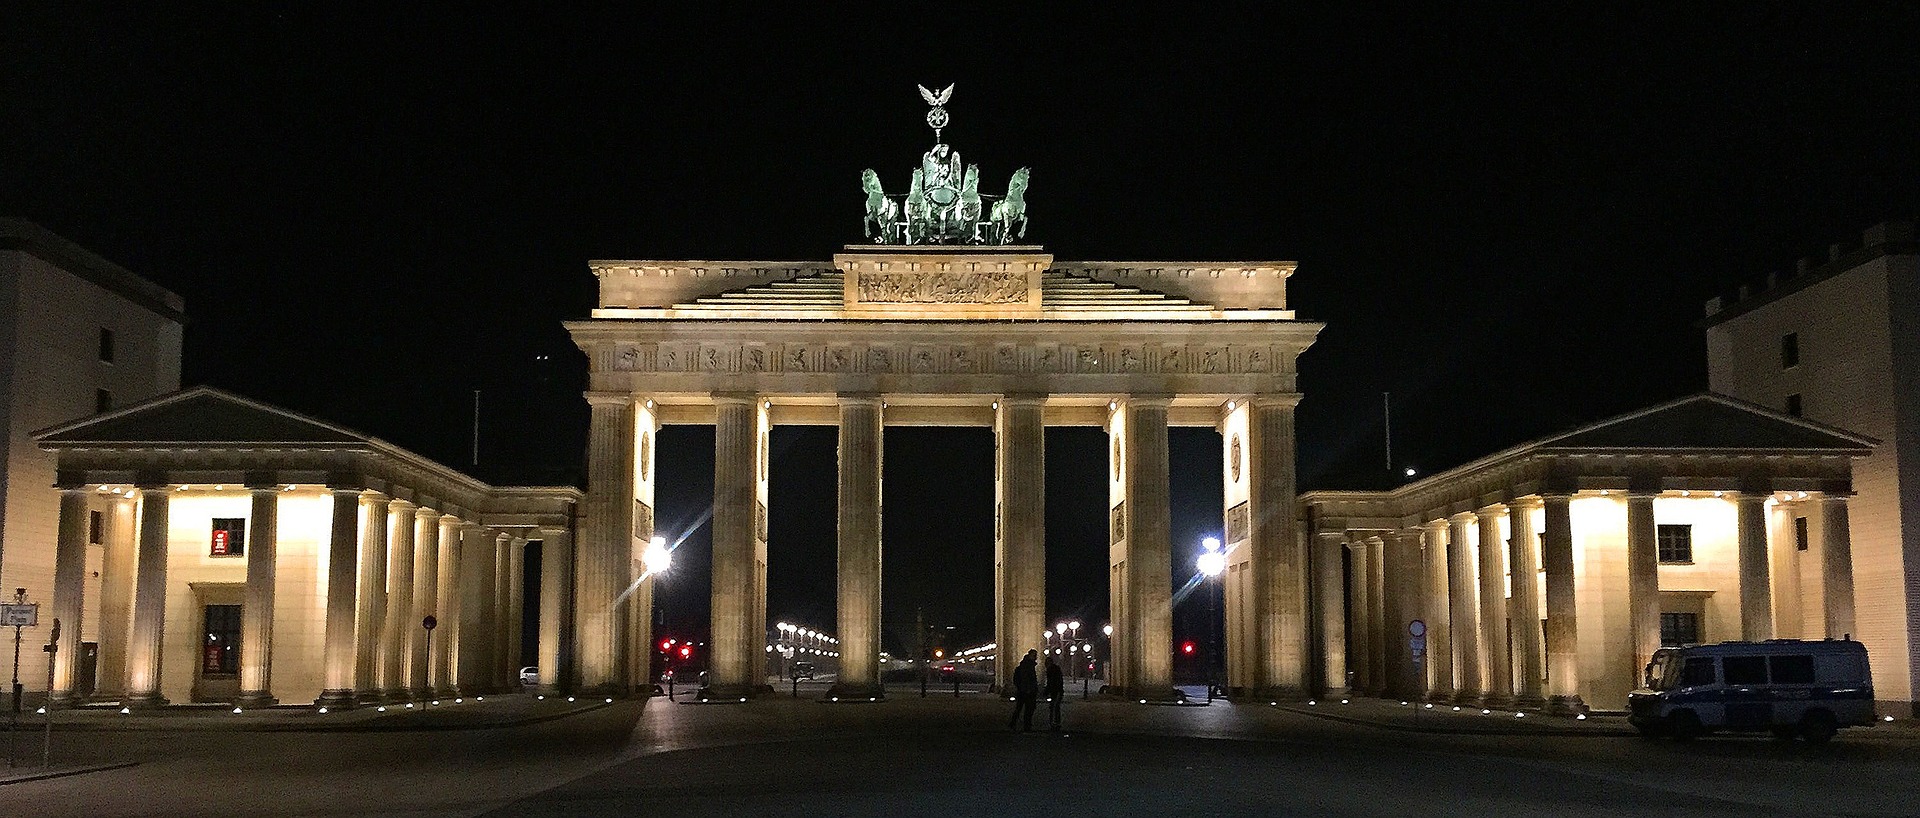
[1648, 652, 1681, 690]
[1649, 652, 1716, 690]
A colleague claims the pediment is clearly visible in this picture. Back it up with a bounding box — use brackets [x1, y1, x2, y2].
[35, 386, 367, 447]
[1537, 393, 1876, 452]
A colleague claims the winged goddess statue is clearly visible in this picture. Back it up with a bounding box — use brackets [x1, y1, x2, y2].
[919, 83, 954, 140]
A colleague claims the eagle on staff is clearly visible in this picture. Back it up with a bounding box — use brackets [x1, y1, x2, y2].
[859, 84, 1033, 245]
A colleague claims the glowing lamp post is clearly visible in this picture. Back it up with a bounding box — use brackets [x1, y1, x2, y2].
[1197, 537, 1226, 702]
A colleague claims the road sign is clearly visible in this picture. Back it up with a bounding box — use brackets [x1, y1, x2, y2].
[422, 615, 437, 631]
[1408, 619, 1427, 663]
[1408, 619, 1426, 638]
[1, 603, 36, 627]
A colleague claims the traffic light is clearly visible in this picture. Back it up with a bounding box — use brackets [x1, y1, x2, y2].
[1181, 641, 1197, 655]
[678, 644, 693, 661]
[660, 638, 675, 653]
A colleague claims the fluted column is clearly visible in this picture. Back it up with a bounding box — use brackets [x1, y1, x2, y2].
[47, 488, 90, 706]
[1475, 507, 1512, 706]
[1367, 538, 1388, 695]
[993, 395, 1044, 695]
[236, 486, 280, 707]
[1541, 494, 1585, 714]
[432, 515, 460, 695]
[1121, 397, 1174, 698]
[1245, 396, 1305, 696]
[494, 534, 513, 690]
[1313, 531, 1348, 694]
[1383, 532, 1423, 698]
[125, 485, 171, 708]
[1422, 520, 1452, 701]
[94, 496, 136, 701]
[508, 536, 527, 684]
[380, 500, 417, 699]
[408, 507, 440, 698]
[830, 394, 886, 698]
[1346, 540, 1370, 692]
[1446, 513, 1482, 703]
[1820, 496, 1857, 638]
[1736, 494, 1774, 640]
[577, 393, 636, 694]
[537, 529, 573, 692]
[457, 524, 497, 694]
[1625, 493, 1660, 690]
[352, 494, 390, 699]
[708, 394, 766, 697]
[1508, 499, 1545, 708]
[317, 488, 364, 708]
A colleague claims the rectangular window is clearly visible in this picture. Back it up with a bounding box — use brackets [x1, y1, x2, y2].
[98, 328, 115, 363]
[88, 510, 104, 544]
[1785, 393, 1803, 417]
[1723, 655, 1768, 685]
[95, 388, 112, 414]
[1769, 655, 1816, 684]
[1656, 524, 1693, 564]
[1781, 332, 1799, 368]
[1681, 656, 1717, 687]
[210, 518, 247, 557]
[201, 604, 241, 675]
[1660, 612, 1701, 646]
[1795, 516, 1810, 552]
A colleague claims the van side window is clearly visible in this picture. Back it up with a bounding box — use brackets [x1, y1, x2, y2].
[1724, 656, 1767, 685]
[1681, 657, 1716, 686]
[1769, 655, 1815, 684]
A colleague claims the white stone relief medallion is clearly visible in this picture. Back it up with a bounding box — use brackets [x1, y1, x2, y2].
[1112, 439, 1122, 481]
[1230, 434, 1242, 483]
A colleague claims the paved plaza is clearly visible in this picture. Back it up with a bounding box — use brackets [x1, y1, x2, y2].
[3, 693, 1916, 816]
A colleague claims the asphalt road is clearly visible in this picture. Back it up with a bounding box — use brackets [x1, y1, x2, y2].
[6, 695, 1916, 817]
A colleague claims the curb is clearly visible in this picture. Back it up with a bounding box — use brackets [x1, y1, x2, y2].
[1281, 705, 1636, 737]
[0, 760, 140, 787]
[32, 700, 619, 734]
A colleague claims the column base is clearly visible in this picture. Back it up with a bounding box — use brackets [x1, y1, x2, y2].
[1512, 693, 1547, 710]
[235, 691, 279, 709]
[1480, 692, 1514, 709]
[1544, 695, 1589, 716]
[1426, 689, 1454, 704]
[824, 682, 885, 701]
[1450, 691, 1482, 706]
[123, 692, 169, 709]
[44, 692, 80, 710]
[383, 687, 416, 703]
[315, 689, 358, 709]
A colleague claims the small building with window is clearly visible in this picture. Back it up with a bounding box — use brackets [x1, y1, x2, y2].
[1301, 393, 1874, 713]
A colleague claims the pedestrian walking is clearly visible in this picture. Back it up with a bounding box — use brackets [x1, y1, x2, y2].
[1008, 649, 1039, 732]
[1045, 656, 1064, 731]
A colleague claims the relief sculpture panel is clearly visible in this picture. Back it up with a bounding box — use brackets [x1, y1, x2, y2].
[855, 271, 1029, 304]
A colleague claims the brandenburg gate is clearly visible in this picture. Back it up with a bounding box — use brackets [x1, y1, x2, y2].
[563, 88, 1322, 700]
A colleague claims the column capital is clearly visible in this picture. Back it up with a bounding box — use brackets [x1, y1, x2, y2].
[327, 486, 363, 499]
[1474, 504, 1504, 520]
[1121, 394, 1174, 407]
[1313, 530, 1349, 544]
[1248, 393, 1304, 410]
[997, 393, 1048, 406]
[388, 497, 418, 511]
[1508, 496, 1543, 511]
[835, 392, 884, 405]
[1447, 511, 1476, 524]
[711, 391, 760, 406]
[1819, 492, 1854, 503]
[585, 391, 636, 408]
[414, 505, 443, 521]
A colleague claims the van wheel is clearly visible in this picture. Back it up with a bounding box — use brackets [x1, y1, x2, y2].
[1770, 726, 1798, 741]
[1800, 711, 1838, 745]
[1669, 710, 1703, 741]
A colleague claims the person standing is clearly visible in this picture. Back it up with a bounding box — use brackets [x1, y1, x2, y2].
[1008, 649, 1039, 732]
[1045, 656, 1065, 731]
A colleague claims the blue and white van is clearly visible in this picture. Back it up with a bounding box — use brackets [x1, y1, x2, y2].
[1628, 639, 1874, 743]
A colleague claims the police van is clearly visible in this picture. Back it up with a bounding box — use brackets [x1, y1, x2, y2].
[1628, 639, 1874, 743]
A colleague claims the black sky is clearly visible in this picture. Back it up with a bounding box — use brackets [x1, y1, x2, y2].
[5, 5, 1918, 654]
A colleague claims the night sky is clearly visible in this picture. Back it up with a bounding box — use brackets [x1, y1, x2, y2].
[5, 6, 1918, 656]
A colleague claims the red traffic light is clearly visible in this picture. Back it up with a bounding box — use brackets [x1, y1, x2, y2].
[678, 645, 693, 659]
[659, 638, 675, 652]
[1181, 641, 1197, 655]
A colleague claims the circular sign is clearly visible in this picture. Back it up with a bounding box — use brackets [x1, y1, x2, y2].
[422, 615, 438, 631]
[1408, 619, 1426, 638]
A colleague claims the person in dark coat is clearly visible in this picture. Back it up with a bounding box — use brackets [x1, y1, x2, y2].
[1008, 649, 1039, 731]
[1045, 656, 1065, 731]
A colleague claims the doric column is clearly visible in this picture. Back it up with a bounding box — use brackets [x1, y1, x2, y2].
[494, 534, 513, 690]
[1346, 540, 1370, 692]
[432, 515, 460, 695]
[1367, 538, 1388, 695]
[1313, 531, 1348, 694]
[708, 393, 767, 697]
[352, 494, 390, 699]
[317, 487, 364, 708]
[832, 394, 886, 699]
[236, 485, 280, 707]
[47, 487, 90, 706]
[1820, 496, 1857, 638]
[1475, 507, 1512, 707]
[409, 507, 441, 698]
[456, 524, 497, 694]
[577, 392, 636, 694]
[1507, 499, 1545, 708]
[380, 499, 417, 699]
[1540, 493, 1585, 714]
[994, 395, 1044, 695]
[94, 496, 136, 701]
[1446, 513, 1482, 703]
[1625, 493, 1660, 691]
[537, 528, 573, 693]
[125, 484, 171, 708]
[508, 536, 527, 684]
[1116, 396, 1175, 699]
[1422, 520, 1452, 701]
[1245, 396, 1305, 697]
[1736, 493, 1774, 640]
[1384, 531, 1426, 698]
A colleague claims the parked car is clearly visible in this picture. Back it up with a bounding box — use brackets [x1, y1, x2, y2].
[790, 661, 815, 681]
[1629, 639, 1875, 743]
[519, 666, 539, 687]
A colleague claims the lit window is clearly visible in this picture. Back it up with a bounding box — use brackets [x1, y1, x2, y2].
[1780, 332, 1799, 368]
[1656, 524, 1692, 564]
[98, 328, 115, 363]
[210, 518, 247, 557]
[1785, 393, 1802, 417]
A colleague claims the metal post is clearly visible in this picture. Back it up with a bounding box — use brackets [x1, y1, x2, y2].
[1207, 576, 1218, 703]
[42, 618, 58, 767]
[7, 588, 24, 769]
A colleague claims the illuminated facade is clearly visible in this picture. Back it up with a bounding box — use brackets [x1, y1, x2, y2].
[34, 388, 578, 707]
[0, 219, 184, 700]
[1704, 220, 1920, 716]
[1302, 394, 1870, 712]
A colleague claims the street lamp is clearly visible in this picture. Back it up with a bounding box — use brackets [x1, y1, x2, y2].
[642, 536, 672, 576]
[1196, 536, 1226, 702]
